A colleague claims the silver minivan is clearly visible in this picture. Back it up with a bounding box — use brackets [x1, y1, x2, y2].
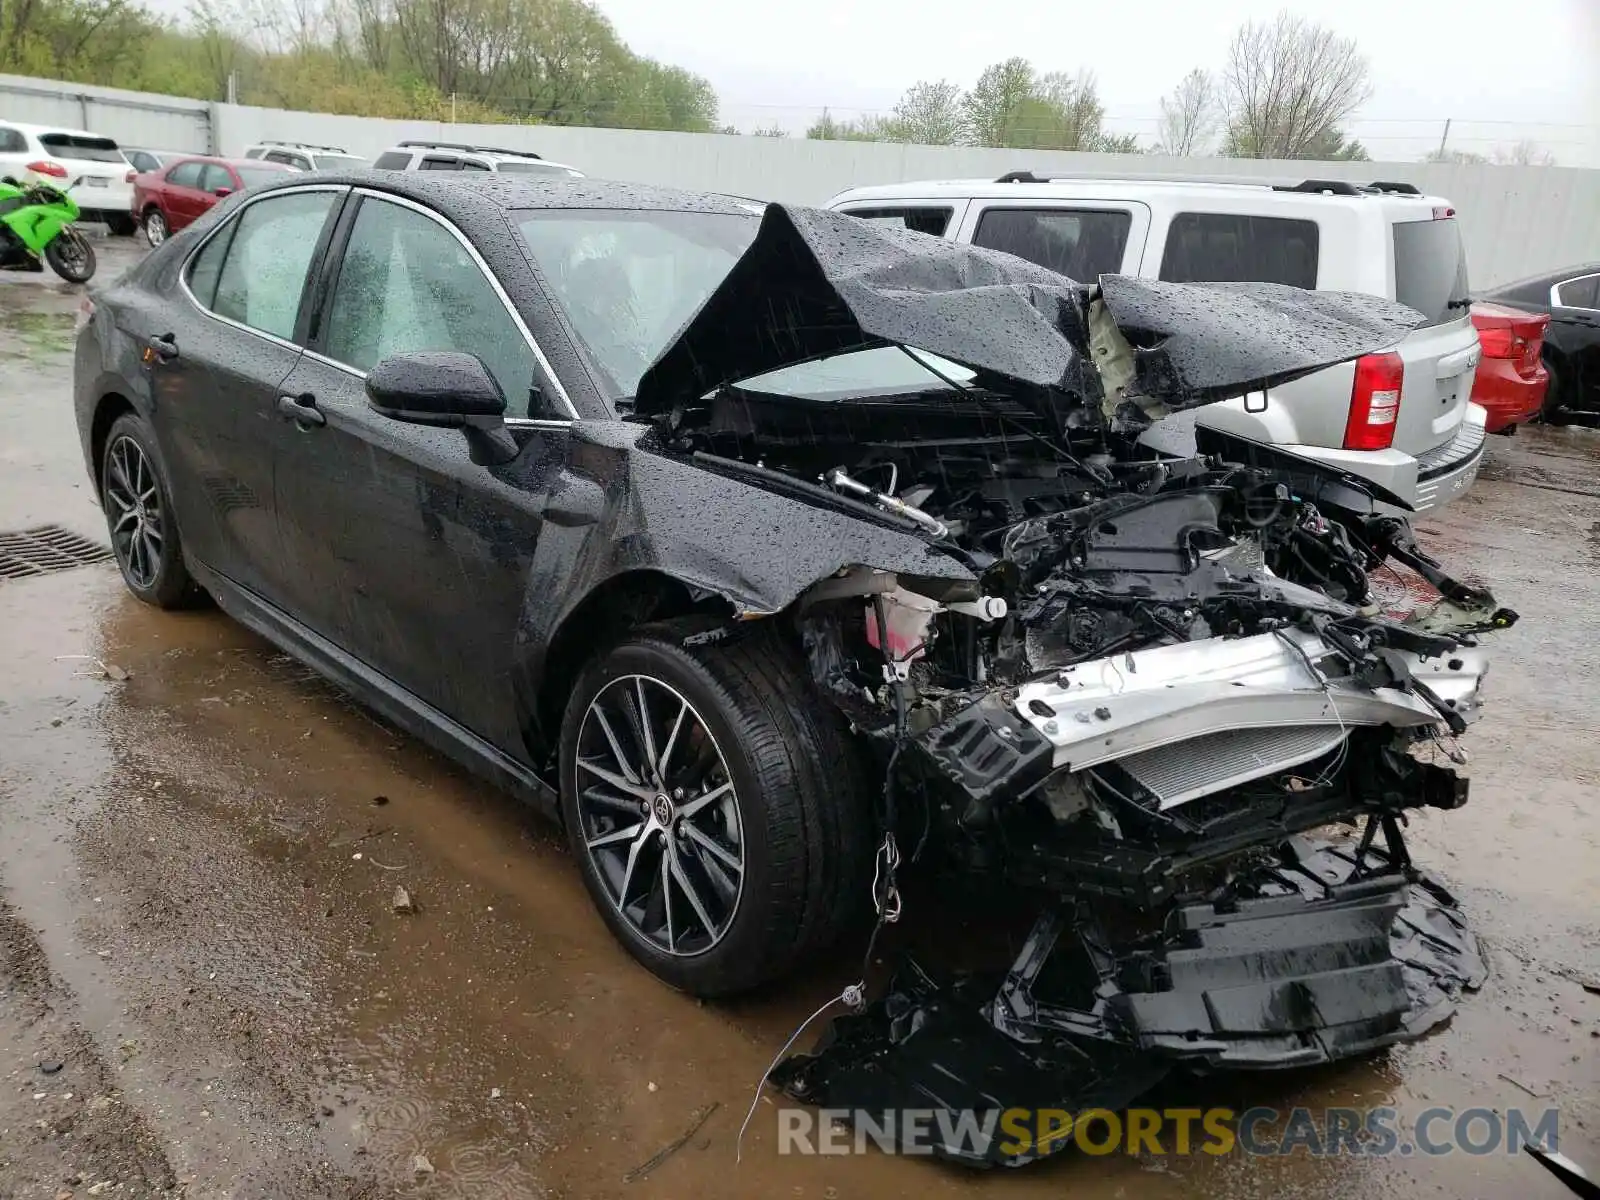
[827, 174, 1486, 512]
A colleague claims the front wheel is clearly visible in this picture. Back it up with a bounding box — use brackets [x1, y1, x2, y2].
[143, 208, 167, 247]
[44, 229, 95, 283]
[558, 621, 873, 996]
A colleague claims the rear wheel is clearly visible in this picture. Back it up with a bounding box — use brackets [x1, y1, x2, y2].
[100, 413, 202, 609]
[558, 621, 873, 996]
[43, 229, 95, 283]
[142, 208, 168, 247]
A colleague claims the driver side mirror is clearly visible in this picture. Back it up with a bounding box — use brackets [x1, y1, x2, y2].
[366, 351, 518, 465]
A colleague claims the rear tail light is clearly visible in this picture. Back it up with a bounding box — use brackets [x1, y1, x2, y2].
[125, 169, 137, 183]
[1477, 327, 1521, 359]
[26, 160, 68, 178]
[1344, 352, 1404, 451]
[1476, 311, 1549, 375]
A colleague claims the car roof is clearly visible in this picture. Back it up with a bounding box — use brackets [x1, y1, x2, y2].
[831, 175, 1453, 210]
[0, 120, 117, 140]
[251, 172, 759, 218]
[383, 143, 581, 171]
[167, 155, 294, 169]
[1486, 262, 1600, 294]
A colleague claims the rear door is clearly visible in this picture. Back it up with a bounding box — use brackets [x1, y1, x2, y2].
[1386, 213, 1480, 456]
[151, 186, 344, 602]
[961, 199, 1150, 279]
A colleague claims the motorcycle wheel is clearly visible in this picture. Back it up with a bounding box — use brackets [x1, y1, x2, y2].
[44, 229, 96, 283]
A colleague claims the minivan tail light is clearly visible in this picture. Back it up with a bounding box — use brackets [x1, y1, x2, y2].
[27, 160, 68, 178]
[1344, 352, 1404, 451]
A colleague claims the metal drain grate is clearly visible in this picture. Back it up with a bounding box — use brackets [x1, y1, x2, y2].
[0, 525, 115, 580]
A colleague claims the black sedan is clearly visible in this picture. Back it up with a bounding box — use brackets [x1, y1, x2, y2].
[1481, 262, 1600, 422]
[75, 172, 1500, 1049]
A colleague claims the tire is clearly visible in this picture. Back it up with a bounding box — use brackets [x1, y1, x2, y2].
[100, 413, 203, 609]
[143, 208, 168, 247]
[43, 229, 95, 283]
[558, 620, 874, 997]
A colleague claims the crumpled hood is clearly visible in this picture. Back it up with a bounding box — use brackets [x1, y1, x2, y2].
[632, 203, 1425, 417]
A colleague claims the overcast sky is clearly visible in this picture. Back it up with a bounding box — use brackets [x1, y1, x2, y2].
[595, 0, 1600, 165]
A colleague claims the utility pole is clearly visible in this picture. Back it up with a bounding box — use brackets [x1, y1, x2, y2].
[451, 92, 457, 124]
[226, 71, 237, 104]
[1435, 118, 1451, 160]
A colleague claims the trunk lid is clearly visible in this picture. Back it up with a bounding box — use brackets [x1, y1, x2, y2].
[1386, 214, 1478, 456]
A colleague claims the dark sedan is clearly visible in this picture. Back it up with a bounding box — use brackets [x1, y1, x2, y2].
[74, 170, 1504, 1096]
[1480, 262, 1600, 424]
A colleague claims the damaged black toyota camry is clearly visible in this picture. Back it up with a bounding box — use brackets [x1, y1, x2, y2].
[76, 176, 1514, 1163]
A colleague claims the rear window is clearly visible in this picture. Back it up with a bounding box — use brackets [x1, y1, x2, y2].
[39, 133, 124, 163]
[372, 151, 412, 170]
[973, 208, 1132, 280]
[1392, 218, 1470, 326]
[845, 206, 954, 238]
[1160, 212, 1319, 289]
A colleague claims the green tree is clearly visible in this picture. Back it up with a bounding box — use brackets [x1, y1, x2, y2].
[891, 78, 963, 145]
[962, 56, 1034, 146]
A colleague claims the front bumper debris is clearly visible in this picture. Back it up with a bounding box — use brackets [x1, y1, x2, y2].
[772, 832, 1485, 1168]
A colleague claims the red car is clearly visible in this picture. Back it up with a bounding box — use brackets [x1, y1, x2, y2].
[129, 156, 294, 247]
[1469, 302, 1551, 432]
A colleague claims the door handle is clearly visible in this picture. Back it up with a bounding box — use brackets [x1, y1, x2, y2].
[146, 332, 178, 362]
[277, 393, 326, 428]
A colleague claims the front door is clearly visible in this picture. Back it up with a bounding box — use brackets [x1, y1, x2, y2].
[150, 187, 342, 602]
[271, 191, 568, 750]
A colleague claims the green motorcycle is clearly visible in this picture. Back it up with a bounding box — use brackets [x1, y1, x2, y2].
[0, 174, 97, 283]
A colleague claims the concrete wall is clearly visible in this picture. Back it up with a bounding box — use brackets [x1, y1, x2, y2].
[0, 73, 211, 155]
[6, 73, 1598, 288]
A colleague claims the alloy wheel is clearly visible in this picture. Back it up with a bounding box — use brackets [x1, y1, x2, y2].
[573, 674, 745, 957]
[104, 435, 164, 590]
[145, 212, 166, 246]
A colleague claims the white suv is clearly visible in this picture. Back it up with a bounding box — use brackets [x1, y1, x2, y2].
[370, 140, 583, 178]
[827, 172, 1487, 513]
[242, 140, 368, 171]
[0, 120, 135, 234]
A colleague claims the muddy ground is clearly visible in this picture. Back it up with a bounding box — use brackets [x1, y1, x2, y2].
[1, 243, 1597, 1199]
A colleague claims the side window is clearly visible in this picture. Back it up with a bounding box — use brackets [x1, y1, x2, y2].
[372, 151, 412, 170]
[461, 159, 492, 171]
[198, 163, 232, 194]
[1555, 275, 1598, 310]
[1160, 212, 1319, 289]
[972, 207, 1132, 280]
[167, 161, 204, 189]
[420, 156, 461, 171]
[0, 126, 26, 153]
[320, 197, 540, 416]
[844, 206, 953, 237]
[210, 192, 337, 339]
[185, 221, 238, 308]
[125, 150, 154, 172]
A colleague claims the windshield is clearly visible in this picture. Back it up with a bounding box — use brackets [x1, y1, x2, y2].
[40, 133, 124, 163]
[738, 347, 976, 401]
[313, 154, 366, 170]
[1392, 217, 1470, 326]
[235, 166, 289, 188]
[515, 208, 761, 399]
[498, 161, 582, 177]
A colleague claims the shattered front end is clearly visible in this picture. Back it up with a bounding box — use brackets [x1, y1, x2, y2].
[634, 204, 1515, 1166]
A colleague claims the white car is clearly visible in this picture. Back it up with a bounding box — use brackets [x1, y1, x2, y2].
[827, 173, 1487, 513]
[370, 140, 583, 177]
[0, 120, 136, 234]
[242, 140, 369, 171]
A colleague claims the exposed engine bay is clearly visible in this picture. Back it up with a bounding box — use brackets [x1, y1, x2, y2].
[632, 203, 1517, 1165]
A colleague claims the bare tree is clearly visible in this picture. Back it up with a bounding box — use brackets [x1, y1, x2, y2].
[1221, 12, 1371, 159]
[891, 79, 964, 145]
[1492, 138, 1557, 166]
[1155, 68, 1217, 155]
[1424, 147, 1488, 164]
